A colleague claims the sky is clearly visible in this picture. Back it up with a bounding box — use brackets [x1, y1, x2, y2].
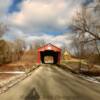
[0, 0, 94, 48]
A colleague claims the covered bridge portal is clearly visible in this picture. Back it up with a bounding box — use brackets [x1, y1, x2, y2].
[37, 44, 61, 64]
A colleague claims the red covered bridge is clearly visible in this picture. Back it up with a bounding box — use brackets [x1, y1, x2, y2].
[37, 43, 61, 64]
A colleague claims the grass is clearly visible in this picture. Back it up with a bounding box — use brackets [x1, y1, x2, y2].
[62, 59, 100, 76]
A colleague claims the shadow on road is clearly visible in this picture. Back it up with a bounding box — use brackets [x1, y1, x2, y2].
[25, 88, 40, 100]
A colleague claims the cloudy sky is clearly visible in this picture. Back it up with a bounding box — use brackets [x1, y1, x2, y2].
[0, 0, 93, 48]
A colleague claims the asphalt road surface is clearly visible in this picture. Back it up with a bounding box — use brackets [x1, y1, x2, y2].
[0, 64, 100, 100]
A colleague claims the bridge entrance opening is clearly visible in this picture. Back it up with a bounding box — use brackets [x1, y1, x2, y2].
[40, 50, 58, 64]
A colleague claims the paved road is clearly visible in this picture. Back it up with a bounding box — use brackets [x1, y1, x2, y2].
[0, 64, 100, 100]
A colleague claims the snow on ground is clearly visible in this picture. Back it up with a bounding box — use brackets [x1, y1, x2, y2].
[0, 71, 25, 74]
[79, 75, 100, 84]
[0, 73, 24, 87]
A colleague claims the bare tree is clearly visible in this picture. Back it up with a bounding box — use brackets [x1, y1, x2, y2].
[72, 3, 100, 54]
[71, 3, 100, 70]
[0, 23, 7, 37]
[72, 5, 100, 40]
[14, 39, 25, 60]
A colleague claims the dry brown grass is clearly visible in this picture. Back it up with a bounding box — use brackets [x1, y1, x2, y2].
[87, 54, 100, 65]
[0, 50, 37, 72]
[62, 57, 100, 76]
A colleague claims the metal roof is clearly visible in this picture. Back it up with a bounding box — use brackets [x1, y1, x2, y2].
[38, 43, 61, 52]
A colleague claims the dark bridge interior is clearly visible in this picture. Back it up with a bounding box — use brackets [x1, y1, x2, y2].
[40, 50, 58, 64]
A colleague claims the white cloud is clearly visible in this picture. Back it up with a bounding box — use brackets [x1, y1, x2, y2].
[25, 33, 73, 48]
[1, 0, 93, 50]
[0, 0, 11, 17]
[7, 0, 82, 33]
[2, 27, 26, 41]
[2, 26, 73, 49]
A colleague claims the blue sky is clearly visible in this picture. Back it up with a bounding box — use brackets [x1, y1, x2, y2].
[8, 0, 23, 13]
